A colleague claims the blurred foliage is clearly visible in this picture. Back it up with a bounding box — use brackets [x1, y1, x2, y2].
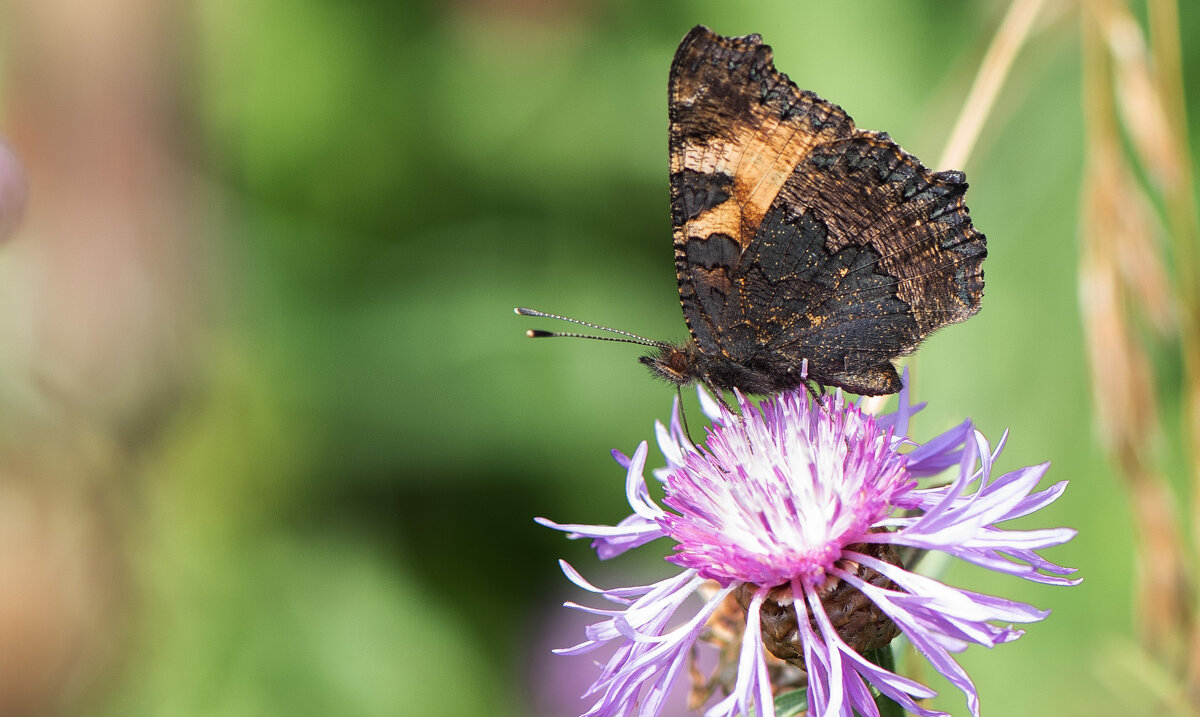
[1, 0, 1192, 714]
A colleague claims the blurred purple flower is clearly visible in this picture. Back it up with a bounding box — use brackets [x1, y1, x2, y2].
[0, 139, 26, 243]
[539, 377, 1078, 717]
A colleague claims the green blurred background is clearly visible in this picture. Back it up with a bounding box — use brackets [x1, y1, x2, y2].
[0, 0, 1195, 715]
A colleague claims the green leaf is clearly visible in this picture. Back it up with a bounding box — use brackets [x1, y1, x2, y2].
[774, 688, 809, 717]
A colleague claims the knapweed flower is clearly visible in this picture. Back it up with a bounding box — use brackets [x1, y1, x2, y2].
[538, 378, 1078, 717]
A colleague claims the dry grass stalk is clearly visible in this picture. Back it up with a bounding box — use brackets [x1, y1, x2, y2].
[937, 0, 1046, 171]
[862, 0, 1047, 418]
[1146, 0, 1200, 302]
[1083, 0, 1199, 680]
[1093, 0, 1177, 333]
[1142, 0, 1200, 704]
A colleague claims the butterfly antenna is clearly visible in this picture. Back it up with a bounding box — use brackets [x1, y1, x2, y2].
[515, 307, 668, 348]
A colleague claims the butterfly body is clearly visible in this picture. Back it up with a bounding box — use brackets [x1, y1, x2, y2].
[640, 342, 805, 396]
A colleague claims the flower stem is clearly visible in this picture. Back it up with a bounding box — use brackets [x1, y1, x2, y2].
[866, 646, 905, 717]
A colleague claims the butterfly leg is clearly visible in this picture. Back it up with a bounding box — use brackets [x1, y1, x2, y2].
[801, 378, 824, 403]
[676, 386, 698, 447]
[706, 383, 736, 415]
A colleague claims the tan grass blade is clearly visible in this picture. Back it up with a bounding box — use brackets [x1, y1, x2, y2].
[861, 0, 1046, 416]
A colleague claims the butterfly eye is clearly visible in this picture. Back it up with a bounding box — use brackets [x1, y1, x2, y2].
[636, 346, 700, 389]
[667, 349, 692, 375]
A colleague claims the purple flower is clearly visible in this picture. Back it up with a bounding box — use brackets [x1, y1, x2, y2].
[539, 377, 1078, 717]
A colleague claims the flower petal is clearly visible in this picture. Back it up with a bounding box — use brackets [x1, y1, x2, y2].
[546, 378, 1076, 717]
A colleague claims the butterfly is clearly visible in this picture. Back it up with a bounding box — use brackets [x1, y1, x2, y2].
[519, 26, 986, 398]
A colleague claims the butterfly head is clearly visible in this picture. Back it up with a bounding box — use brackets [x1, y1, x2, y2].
[638, 343, 699, 386]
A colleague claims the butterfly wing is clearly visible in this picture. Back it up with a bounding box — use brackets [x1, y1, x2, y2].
[668, 26, 854, 357]
[668, 26, 986, 395]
